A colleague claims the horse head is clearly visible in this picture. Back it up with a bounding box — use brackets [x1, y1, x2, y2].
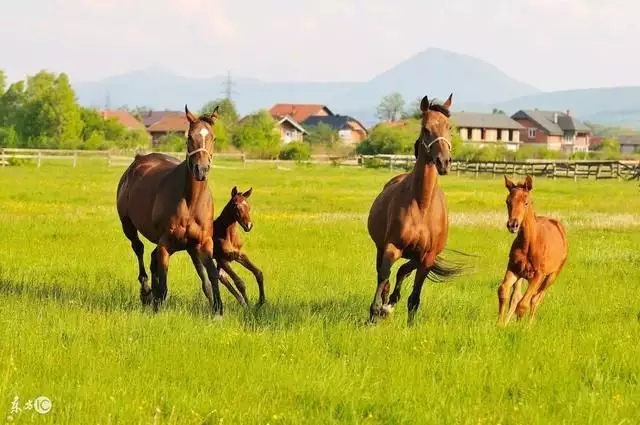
[185, 105, 218, 181]
[414, 93, 453, 175]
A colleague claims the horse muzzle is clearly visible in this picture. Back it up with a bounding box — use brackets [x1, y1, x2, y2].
[192, 163, 210, 181]
[506, 220, 520, 234]
[435, 157, 451, 175]
[240, 221, 253, 232]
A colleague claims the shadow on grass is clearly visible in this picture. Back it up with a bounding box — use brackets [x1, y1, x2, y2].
[0, 277, 370, 330]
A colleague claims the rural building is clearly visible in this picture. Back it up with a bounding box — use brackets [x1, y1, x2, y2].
[274, 115, 308, 144]
[101, 110, 148, 132]
[141, 110, 183, 128]
[146, 114, 190, 146]
[269, 104, 334, 124]
[452, 112, 523, 151]
[511, 109, 592, 153]
[302, 115, 369, 144]
[619, 136, 640, 154]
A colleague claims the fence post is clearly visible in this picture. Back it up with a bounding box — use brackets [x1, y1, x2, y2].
[552, 162, 557, 180]
[1, 148, 5, 167]
[108, 152, 112, 167]
[37, 151, 42, 168]
[73, 152, 78, 168]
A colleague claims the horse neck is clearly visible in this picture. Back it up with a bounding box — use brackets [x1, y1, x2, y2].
[183, 166, 208, 206]
[412, 153, 439, 209]
[519, 205, 538, 250]
[214, 202, 237, 239]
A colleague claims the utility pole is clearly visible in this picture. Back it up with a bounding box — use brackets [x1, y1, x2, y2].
[221, 70, 237, 101]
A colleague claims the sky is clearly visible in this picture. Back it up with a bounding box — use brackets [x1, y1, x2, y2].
[2, 0, 638, 92]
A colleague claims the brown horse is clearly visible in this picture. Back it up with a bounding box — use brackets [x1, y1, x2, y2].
[116, 105, 224, 316]
[367, 94, 463, 324]
[213, 186, 265, 307]
[498, 175, 568, 327]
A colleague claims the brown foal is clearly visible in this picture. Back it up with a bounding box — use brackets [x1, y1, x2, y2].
[498, 175, 568, 326]
[213, 186, 265, 307]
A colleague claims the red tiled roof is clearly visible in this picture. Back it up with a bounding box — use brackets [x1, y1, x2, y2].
[589, 136, 604, 147]
[269, 104, 333, 123]
[101, 110, 146, 131]
[147, 115, 189, 133]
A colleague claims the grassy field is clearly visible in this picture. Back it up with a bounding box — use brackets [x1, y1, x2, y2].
[1, 160, 639, 424]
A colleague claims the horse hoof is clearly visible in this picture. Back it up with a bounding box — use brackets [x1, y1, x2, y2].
[380, 304, 394, 317]
[140, 290, 153, 306]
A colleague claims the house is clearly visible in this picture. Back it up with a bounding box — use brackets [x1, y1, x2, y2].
[146, 114, 190, 145]
[452, 112, 524, 151]
[269, 104, 334, 124]
[274, 115, 308, 144]
[511, 109, 592, 153]
[619, 136, 640, 154]
[101, 110, 148, 132]
[141, 110, 183, 128]
[302, 115, 369, 144]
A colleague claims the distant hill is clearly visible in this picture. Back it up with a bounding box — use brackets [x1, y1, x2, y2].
[73, 50, 640, 129]
[489, 87, 640, 129]
[74, 48, 540, 122]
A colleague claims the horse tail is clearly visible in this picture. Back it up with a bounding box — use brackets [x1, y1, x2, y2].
[426, 248, 477, 283]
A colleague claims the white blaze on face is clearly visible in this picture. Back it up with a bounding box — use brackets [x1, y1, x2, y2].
[199, 128, 209, 146]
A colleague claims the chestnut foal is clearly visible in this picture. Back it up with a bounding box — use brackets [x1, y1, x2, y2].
[498, 175, 568, 327]
[213, 186, 265, 307]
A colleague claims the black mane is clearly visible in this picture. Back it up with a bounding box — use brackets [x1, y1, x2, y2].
[199, 116, 215, 125]
[427, 102, 451, 118]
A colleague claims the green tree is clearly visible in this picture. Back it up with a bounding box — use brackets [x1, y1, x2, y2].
[356, 119, 420, 155]
[0, 81, 25, 128]
[304, 122, 339, 146]
[200, 98, 239, 124]
[232, 110, 280, 159]
[492, 108, 506, 115]
[376, 92, 405, 122]
[0, 70, 6, 97]
[402, 97, 423, 120]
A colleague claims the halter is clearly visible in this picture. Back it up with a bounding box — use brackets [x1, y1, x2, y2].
[186, 128, 213, 160]
[421, 136, 451, 153]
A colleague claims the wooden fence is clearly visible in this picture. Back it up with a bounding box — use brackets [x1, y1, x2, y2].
[2, 148, 639, 180]
[359, 155, 640, 180]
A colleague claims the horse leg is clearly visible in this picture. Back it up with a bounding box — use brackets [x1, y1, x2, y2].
[382, 260, 417, 316]
[503, 278, 523, 327]
[219, 260, 249, 308]
[369, 245, 401, 323]
[198, 240, 222, 317]
[407, 266, 429, 326]
[151, 245, 170, 312]
[530, 272, 558, 322]
[497, 270, 519, 327]
[236, 253, 265, 306]
[515, 273, 545, 320]
[120, 216, 152, 305]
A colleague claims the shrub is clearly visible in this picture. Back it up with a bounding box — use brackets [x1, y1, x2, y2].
[279, 142, 311, 161]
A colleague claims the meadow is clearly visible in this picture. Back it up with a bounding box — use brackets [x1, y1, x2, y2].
[1, 160, 639, 425]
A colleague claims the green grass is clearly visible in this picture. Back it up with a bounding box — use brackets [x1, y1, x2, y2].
[1, 161, 639, 424]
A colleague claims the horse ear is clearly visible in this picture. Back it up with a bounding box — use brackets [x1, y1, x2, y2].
[504, 175, 516, 191]
[524, 175, 533, 191]
[231, 186, 238, 197]
[185, 105, 198, 124]
[419, 96, 430, 113]
[210, 105, 220, 124]
[242, 187, 253, 198]
[443, 93, 453, 110]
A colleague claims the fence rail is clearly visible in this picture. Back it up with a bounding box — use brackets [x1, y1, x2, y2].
[2, 148, 639, 180]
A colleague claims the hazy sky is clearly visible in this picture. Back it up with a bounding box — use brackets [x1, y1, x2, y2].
[2, 0, 637, 91]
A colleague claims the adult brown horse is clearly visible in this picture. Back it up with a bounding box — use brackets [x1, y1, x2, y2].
[498, 175, 568, 326]
[116, 106, 223, 316]
[367, 94, 463, 324]
[213, 186, 265, 307]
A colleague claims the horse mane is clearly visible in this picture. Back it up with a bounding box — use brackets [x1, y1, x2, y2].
[427, 101, 451, 118]
[199, 116, 215, 125]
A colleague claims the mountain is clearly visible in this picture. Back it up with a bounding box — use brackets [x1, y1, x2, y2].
[73, 49, 540, 121]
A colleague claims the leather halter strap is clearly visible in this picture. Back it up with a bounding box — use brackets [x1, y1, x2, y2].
[422, 136, 451, 152]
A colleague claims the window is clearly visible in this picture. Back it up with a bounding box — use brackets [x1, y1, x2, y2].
[481, 129, 486, 140]
[528, 128, 536, 138]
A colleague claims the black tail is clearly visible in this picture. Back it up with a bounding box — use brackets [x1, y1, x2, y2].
[426, 248, 478, 283]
